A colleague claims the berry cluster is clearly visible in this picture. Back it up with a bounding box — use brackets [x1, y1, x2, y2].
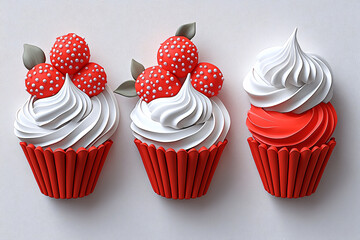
[115, 23, 224, 102]
[23, 33, 107, 99]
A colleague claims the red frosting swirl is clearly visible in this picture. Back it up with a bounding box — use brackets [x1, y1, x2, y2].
[246, 102, 337, 149]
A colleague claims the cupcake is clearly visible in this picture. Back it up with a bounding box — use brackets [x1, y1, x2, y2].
[243, 29, 337, 198]
[115, 23, 230, 199]
[14, 33, 120, 199]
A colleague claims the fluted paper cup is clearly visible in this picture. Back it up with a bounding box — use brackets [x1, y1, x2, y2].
[134, 139, 228, 199]
[19, 140, 113, 199]
[247, 137, 336, 198]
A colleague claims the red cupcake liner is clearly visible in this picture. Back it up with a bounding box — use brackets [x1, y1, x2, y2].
[247, 137, 336, 198]
[19, 140, 113, 199]
[134, 139, 228, 199]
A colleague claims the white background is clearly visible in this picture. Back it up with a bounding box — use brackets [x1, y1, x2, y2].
[1, 0, 359, 239]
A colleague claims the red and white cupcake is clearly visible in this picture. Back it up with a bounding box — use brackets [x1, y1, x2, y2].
[243, 29, 337, 198]
[115, 23, 231, 199]
[14, 33, 120, 199]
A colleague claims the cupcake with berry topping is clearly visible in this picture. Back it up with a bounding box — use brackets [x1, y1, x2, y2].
[115, 23, 230, 199]
[243, 29, 337, 198]
[14, 33, 119, 199]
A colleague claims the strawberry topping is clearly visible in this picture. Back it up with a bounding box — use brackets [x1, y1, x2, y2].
[50, 33, 90, 75]
[190, 62, 224, 97]
[135, 66, 181, 103]
[72, 63, 107, 97]
[157, 36, 198, 78]
[25, 63, 65, 99]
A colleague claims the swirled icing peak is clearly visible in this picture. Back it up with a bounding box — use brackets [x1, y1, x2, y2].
[14, 74, 119, 149]
[148, 74, 212, 129]
[130, 74, 230, 151]
[243, 29, 333, 114]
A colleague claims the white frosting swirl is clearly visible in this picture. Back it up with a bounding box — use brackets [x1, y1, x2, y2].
[130, 74, 230, 151]
[14, 75, 119, 149]
[148, 75, 212, 129]
[243, 29, 333, 114]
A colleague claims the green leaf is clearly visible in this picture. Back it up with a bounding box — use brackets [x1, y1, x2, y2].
[131, 59, 145, 80]
[175, 22, 196, 40]
[23, 44, 46, 70]
[114, 80, 137, 97]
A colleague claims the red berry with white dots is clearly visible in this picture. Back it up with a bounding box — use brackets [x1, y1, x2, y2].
[50, 33, 90, 75]
[157, 36, 198, 78]
[135, 66, 181, 103]
[72, 63, 107, 97]
[190, 62, 224, 97]
[25, 63, 65, 99]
